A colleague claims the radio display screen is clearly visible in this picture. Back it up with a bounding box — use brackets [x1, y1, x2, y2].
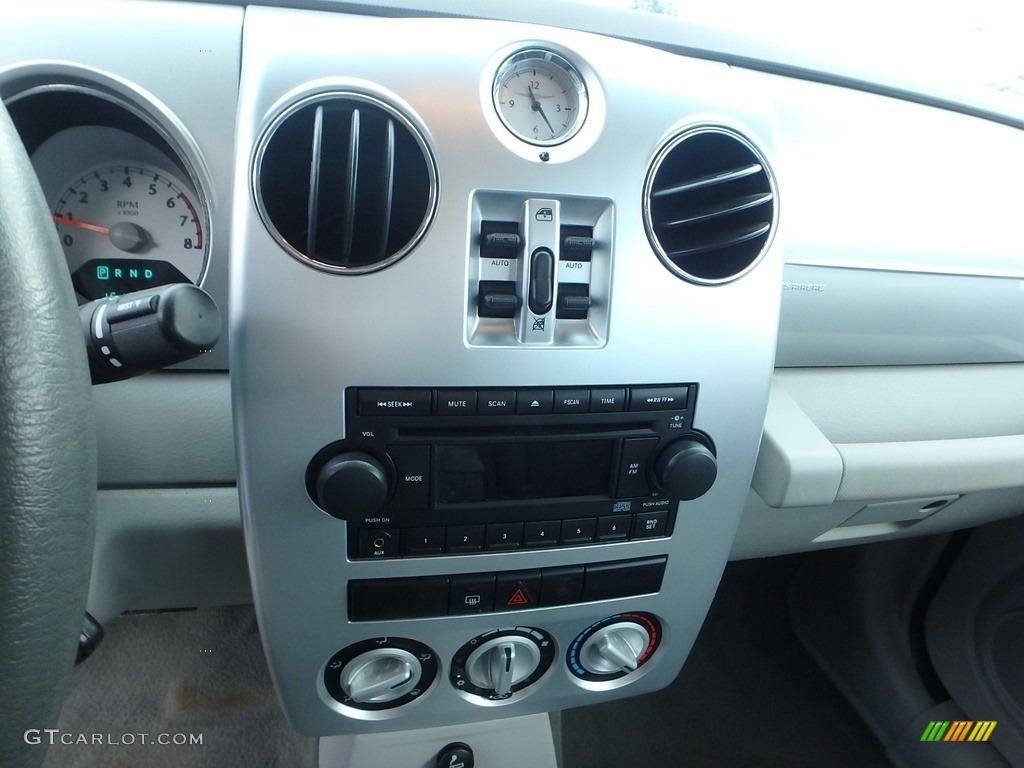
[435, 440, 614, 503]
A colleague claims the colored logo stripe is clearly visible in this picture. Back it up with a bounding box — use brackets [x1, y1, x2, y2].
[921, 721, 950, 742]
[920, 721, 997, 742]
[969, 722, 997, 742]
[945, 721, 973, 741]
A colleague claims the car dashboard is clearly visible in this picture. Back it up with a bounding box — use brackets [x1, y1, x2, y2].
[3, 0, 1024, 764]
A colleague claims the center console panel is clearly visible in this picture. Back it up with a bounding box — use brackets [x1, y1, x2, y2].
[231, 8, 781, 735]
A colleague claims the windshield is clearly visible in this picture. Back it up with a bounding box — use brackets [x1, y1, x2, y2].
[583, 0, 1024, 118]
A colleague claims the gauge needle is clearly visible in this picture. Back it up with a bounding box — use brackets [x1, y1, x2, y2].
[52, 214, 110, 236]
[53, 214, 150, 253]
[528, 86, 556, 135]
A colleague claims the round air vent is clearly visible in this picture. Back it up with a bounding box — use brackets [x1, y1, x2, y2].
[643, 126, 776, 285]
[253, 92, 437, 274]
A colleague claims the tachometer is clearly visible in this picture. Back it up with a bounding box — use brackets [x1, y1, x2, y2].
[52, 163, 207, 302]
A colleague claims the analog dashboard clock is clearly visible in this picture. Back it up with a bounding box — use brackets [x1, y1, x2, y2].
[492, 48, 589, 146]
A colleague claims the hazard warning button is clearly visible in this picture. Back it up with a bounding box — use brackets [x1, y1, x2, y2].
[495, 570, 541, 611]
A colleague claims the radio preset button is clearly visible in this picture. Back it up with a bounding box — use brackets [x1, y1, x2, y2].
[447, 525, 486, 552]
[524, 520, 560, 547]
[515, 389, 554, 414]
[486, 522, 524, 550]
[616, 437, 657, 498]
[387, 445, 430, 510]
[357, 388, 431, 416]
[436, 389, 477, 415]
[478, 390, 516, 415]
[597, 515, 631, 541]
[589, 388, 626, 412]
[561, 517, 597, 544]
[553, 388, 590, 413]
[629, 385, 689, 412]
[405, 526, 445, 556]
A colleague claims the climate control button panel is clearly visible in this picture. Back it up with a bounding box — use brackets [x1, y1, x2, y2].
[348, 556, 667, 621]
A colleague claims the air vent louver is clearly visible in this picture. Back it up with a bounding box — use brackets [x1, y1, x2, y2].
[254, 93, 437, 274]
[644, 127, 776, 284]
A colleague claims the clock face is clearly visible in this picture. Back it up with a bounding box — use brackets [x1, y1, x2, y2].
[493, 49, 589, 146]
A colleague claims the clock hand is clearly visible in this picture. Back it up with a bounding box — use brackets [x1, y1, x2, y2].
[528, 86, 556, 135]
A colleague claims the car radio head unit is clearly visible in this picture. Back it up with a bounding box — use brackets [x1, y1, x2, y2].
[307, 384, 717, 560]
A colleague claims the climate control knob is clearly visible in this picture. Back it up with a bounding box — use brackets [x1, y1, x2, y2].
[579, 622, 650, 675]
[568, 612, 662, 683]
[323, 637, 438, 711]
[451, 627, 556, 702]
[315, 452, 389, 520]
[653, 438, 717, 500]
[341, 648, 420, 704]
[466, 637, 541, 696]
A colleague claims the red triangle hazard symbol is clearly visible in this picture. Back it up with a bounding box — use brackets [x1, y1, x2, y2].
[507, 586, 530, 606]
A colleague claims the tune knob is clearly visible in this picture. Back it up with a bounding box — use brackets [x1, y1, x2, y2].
[653, 438, 717, 500]
[315, 452, 389, 520]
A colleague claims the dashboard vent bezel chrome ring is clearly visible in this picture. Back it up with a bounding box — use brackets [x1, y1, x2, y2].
[643, 125, 777, 286]
[251, 90, 439, 275]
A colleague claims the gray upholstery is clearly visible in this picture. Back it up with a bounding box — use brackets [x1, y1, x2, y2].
[0, 100, 96, 767]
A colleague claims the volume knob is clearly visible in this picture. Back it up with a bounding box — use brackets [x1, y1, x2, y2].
[653, 439, 717, 500]
[315, 452, 389, 520]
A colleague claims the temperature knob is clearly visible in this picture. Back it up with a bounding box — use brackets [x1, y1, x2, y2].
[579, 622, 650, 675]
[314, 451, 389, 520]
[568, 612, 662, 683]
[323, 638, 437, 711]
[451, 628, 556, 702]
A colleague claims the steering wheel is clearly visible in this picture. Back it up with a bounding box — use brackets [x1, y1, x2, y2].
[0, 99, 97, 767]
